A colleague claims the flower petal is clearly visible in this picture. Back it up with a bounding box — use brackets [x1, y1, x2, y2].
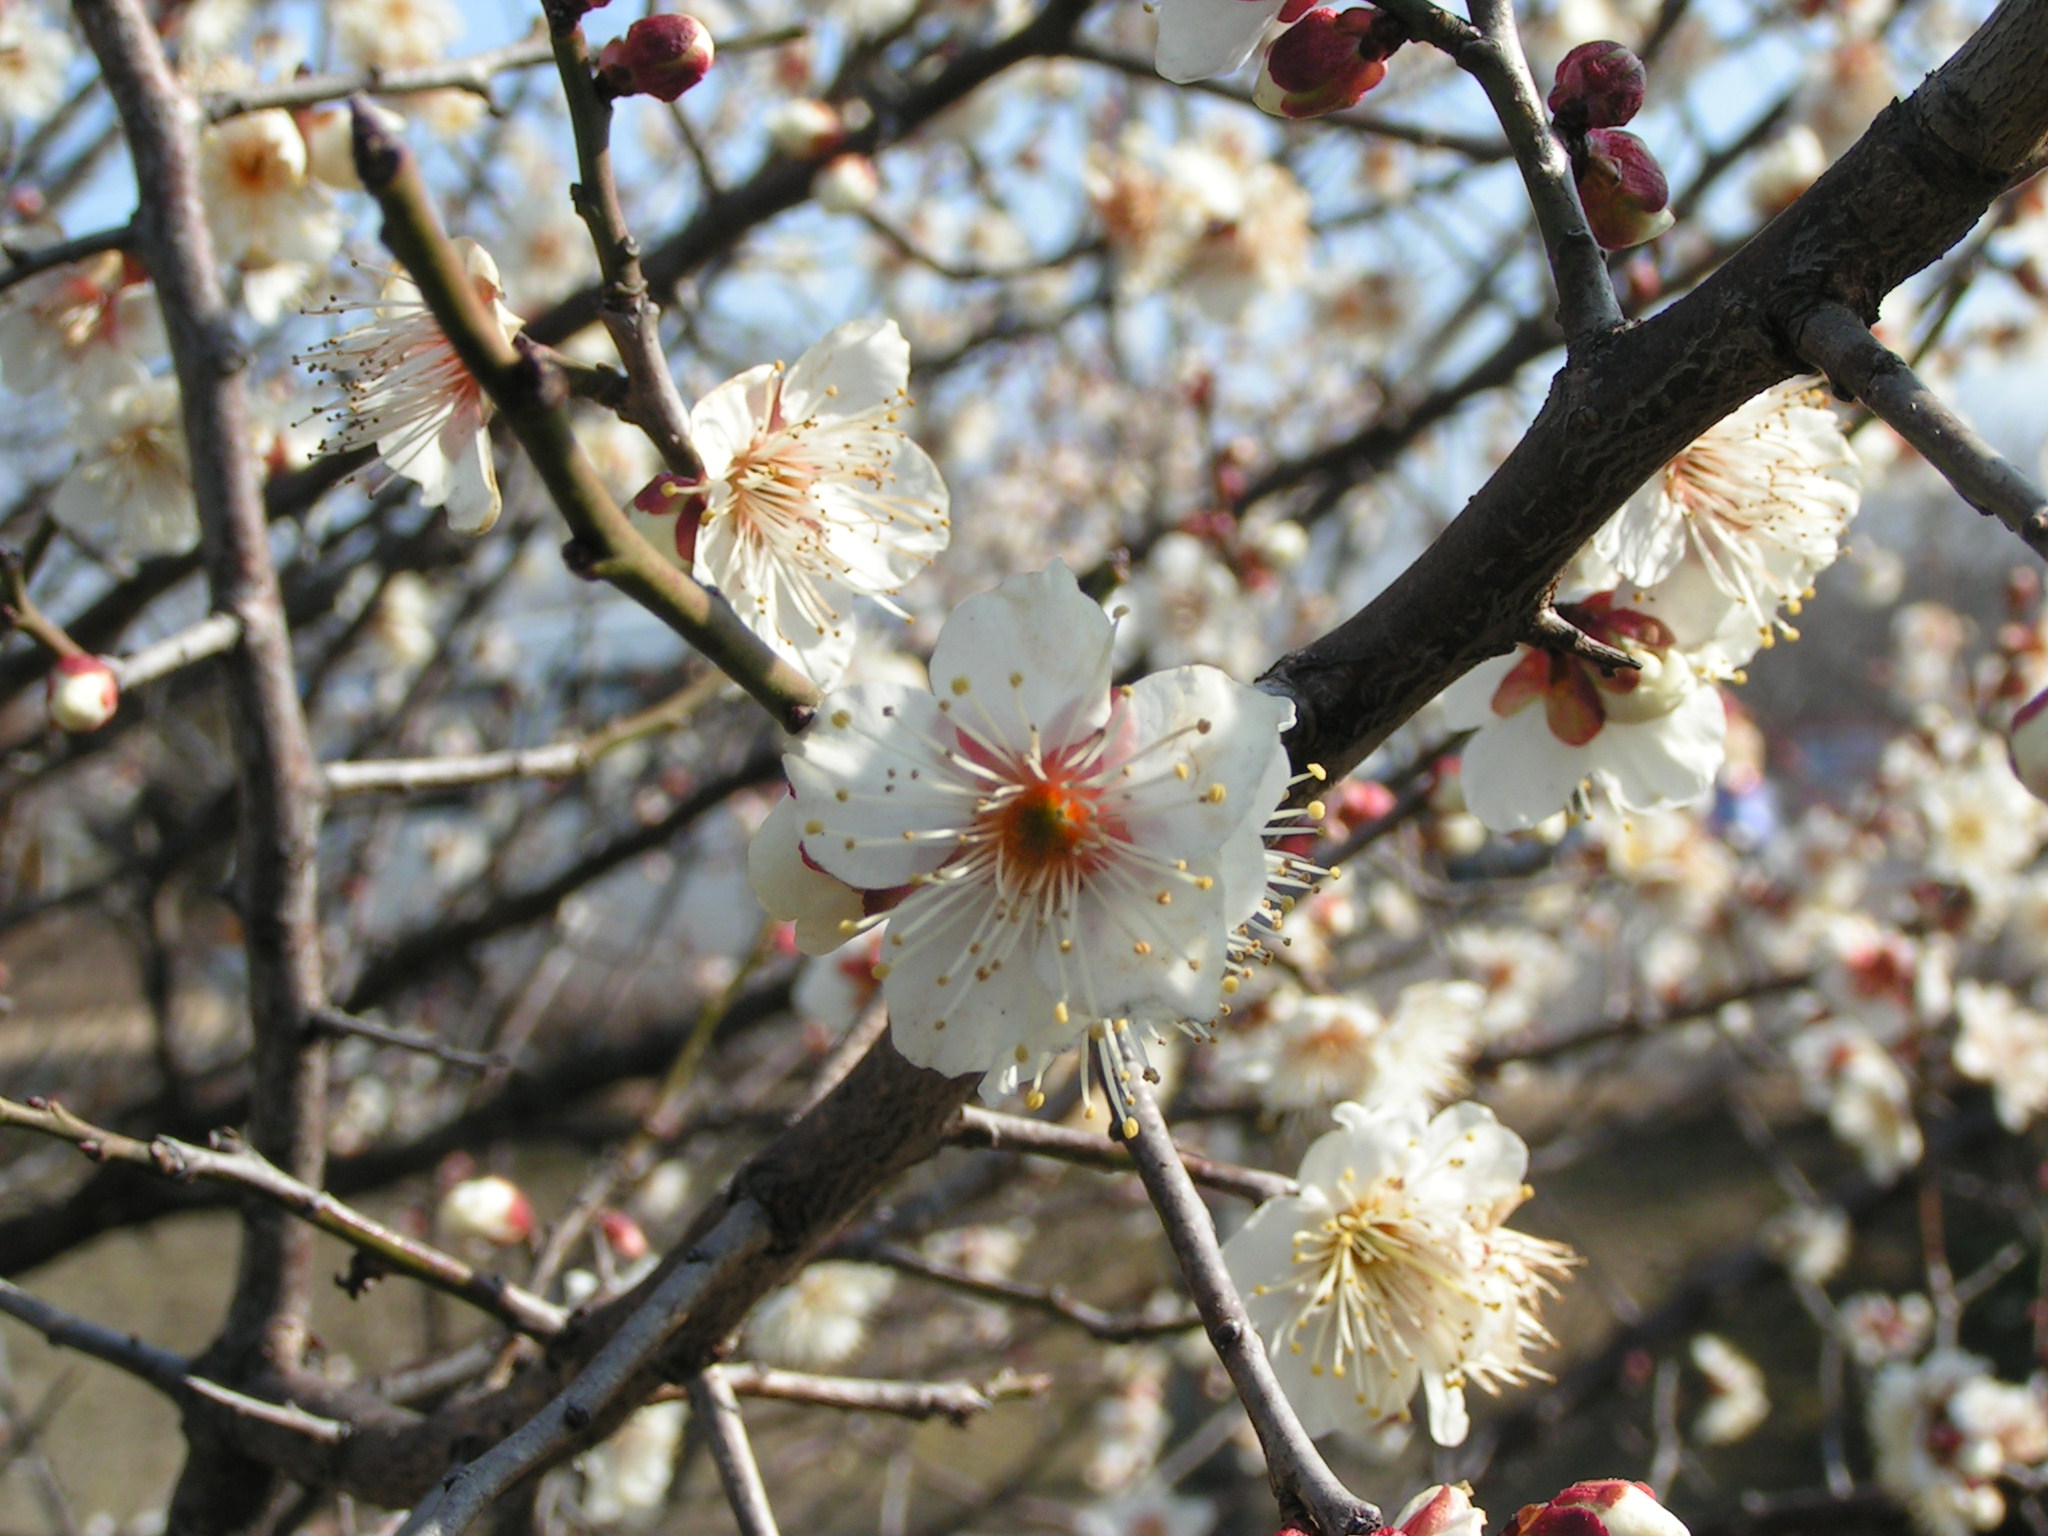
[1155, 0, 1287, 83]
[786, 681, 971, 889]
[781, 317, 910, 422]
[926, 562, 1115, 755]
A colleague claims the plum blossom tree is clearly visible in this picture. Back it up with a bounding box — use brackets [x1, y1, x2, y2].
[0, 0, 2042, 1534]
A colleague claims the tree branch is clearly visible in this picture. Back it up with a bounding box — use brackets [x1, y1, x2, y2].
[1794, 300, 2048, 559]
[309, 1005, 508, 1072]
[688, 1368, 782, 1536]
[108, 611, 243, 690]
[0, 1095, 567, 1340]
[321, 670, 721, 797]
[546, 12, 703, 480]
[0, 1280, 351, 1445]
[1529, 604, 1640, 672]
[0, 223, 131, 299]
[946, 1105, 1296, 1203]
[843, 1239, 1202, 1342]
[393, 1199, 774, 1536]
[348, 101, 819, 731]
[714, 1363, 1049, 1425]
[1116, 1079, 1378, 1536]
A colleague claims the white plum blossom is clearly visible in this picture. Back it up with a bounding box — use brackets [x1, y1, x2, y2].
[1222, 1099, 1575, 1447]
[1152, 0, 1290, 83]
[1690, 1333, 1769, 1445]
[0, 2, 74, 121]
[303, 238, 522, 535]
[1759, 1202, 1850, 1285]
[576, 1400, 687, 1528]
[330, 0, 461, 70]
[1840, 1291, 1934, 1367]
[1597, 380, 1860, 657]
[748, 793, 865, 957]
[52, 366, 199, 561]
[198, 109, 343, 322]
[1086, 125, 1310, 323]
[1445, 925, 1573, 1037]
[744, 1261, 895, 1369]
[1871, 1350, 2048, 1536]
[1917, 742, 2046, 906]
[0, 245, 162, 398]
[1219, 981, 1486, 1112]
[761, 563, 1293, 1118]
[629, 318, 949, 688]
[1789, 1020, 1922, 1185]
[1439, 587, 1731, 831]
[1952, 979, 2048, 1131]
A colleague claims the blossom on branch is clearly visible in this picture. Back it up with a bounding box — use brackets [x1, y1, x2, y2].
[53, 366, 198, 560]
[1595, 380, 1861, 655]
[301, 237, 522, 535]
[1153, 0, 1307, 84]
[198, 108, 343, 322]
[629, 317, 950, 688]
[1221, 1098, 1575, 1447]
[755, 563, 1293, 1116]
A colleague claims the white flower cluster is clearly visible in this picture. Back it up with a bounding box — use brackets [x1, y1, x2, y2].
[1442, 381, 1861, 830]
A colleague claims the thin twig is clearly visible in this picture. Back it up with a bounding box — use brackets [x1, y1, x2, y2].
[322, 669, 721, 797]
[688, 1369, 782, 1536]
[1439, 0, 1626, 342]
[202, 33, 554, 119]
[395, 1198, 774, 1536]
[349, 102, 819, 731]
[310, 1004, 508, 1072]
[547, 9, 703, 479]
[1117, 1078, 1379, 1536]
[844, 1239, 1201, 1342]
[0, 551, 85, 659]
[1529, 604, 1640, 672]
[1795, 301, 2048, 560]
[0, 223, 132, 299]
[0, 1095, 566, 1339]
[0, 1280, 351, 1445]
[713, 1363, 1049, 1425]
[108, 612, 242, 690]
[947, 1104, 1295, 1203]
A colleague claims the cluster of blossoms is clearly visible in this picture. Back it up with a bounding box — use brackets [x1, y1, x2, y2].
[1442, 379, 1861, 830]
[1871, 1350, 2048, 1536]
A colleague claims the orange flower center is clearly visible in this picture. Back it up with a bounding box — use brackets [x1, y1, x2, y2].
[990, 777, 1100, 882]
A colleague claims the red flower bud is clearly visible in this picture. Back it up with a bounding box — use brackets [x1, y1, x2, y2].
[46, 654, 118, 734]
[438, 1174, 535, 1247]
[598, 14, 715, 102]
[1503, 1482, 1689, 1536]
[1254, 6, 1406, 120]
[598, 1209, 651, 1262]
[1548, 40, 1646, 129]
[1576, 127, 1673, 249]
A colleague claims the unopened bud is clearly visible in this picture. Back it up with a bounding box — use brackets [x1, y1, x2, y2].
[1503, 1482, 1689, 1536]
[1548, 40, 1645, 129]
[1253, 6, 1405, 120]
[766, 97, 844, 160]
[1394, 1485, 1486, 1536]
[598, 1209, 651, 1262]
[597, 14, 715, 102]
[1576, 127, 1674, 249]
[814, 152, 880, 213]
[47, 655, 118, 734]
[2011, 687, 2048, 803]
[438, 1174, 535, 1247]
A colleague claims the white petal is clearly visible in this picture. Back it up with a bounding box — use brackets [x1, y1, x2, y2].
[1436, 653, 1520, 732]
[927, 563, 1114, 755]
[1153, 0, 1286, 83]
[690, 364, 776, 477]
[437, 418, 501, 535]
[1594, 481, 1688, 587]
[881, 887, 1076, 1075]
[1422, 1372, 1471, 1447]
[1458, 704, 1599, 831]
[1589, 685, 1726, 811]
[782, 317, 910, 422]
[1058, 867, 1231, 1021]
[749, 795, 865, 955]
[1298, 1102, 1417, 1196]
[1105, 665, 1292, 859]
[786, 682, 969, 889]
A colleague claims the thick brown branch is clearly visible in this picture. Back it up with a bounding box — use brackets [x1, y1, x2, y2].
[1795, 301, 2048, 558]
